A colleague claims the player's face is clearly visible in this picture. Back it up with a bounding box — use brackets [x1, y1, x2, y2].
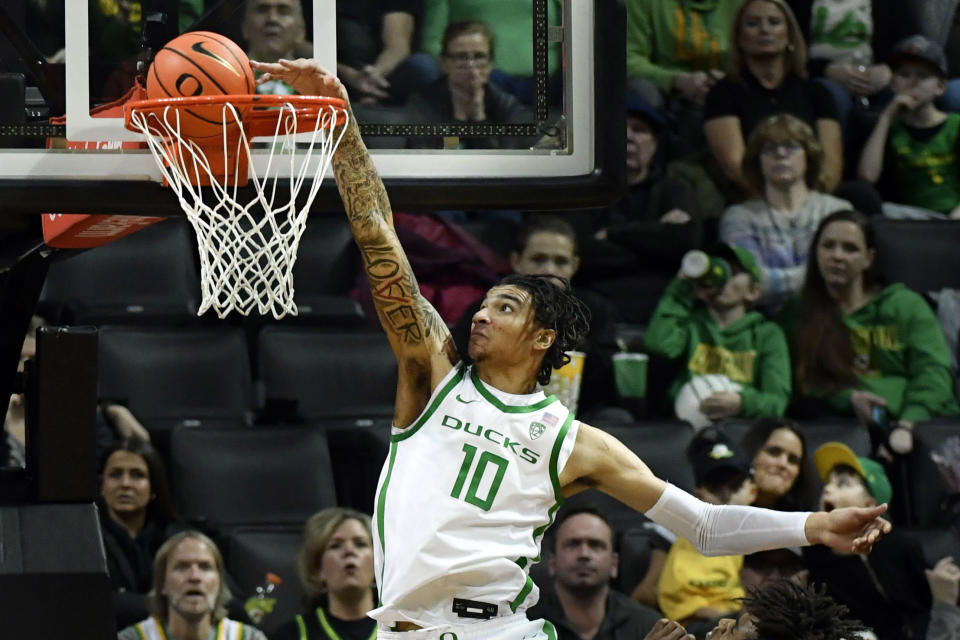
[815, 221, 874, 290]
[549, 513, 617, 592]
[101, 450, 152, 520]
[444, 32, 492, 92]
[706, 612, 759, 639]
[751, 428, 803, 500]
[317, 518, 375, 598]
[510, 232, 580, 283]
[243, 0, 305, 61]
[469, 285, 549, 365]
[163, 538, 221, 623]
[820, 469, 874, 511]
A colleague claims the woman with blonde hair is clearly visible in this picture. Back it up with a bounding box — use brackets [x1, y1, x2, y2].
[704, 0, 844, 195]
[720, 114, 852, 311]
[273, 508, 377, 640]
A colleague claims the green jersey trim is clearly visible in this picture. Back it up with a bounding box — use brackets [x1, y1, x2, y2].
[470, 367, 558, 413]
[512, 413, 575, 595]
[543, 620, 558, 640]
[509, 575, 535, 613]
[376, 440, 399, 599]
[295, 614, 308, 640]
[392, 364, 466, 443]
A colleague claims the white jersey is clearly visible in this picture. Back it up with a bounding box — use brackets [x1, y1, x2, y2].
[370, 364, 580, 628]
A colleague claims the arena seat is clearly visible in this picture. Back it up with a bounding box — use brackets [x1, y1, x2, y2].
[257, 327, 397, 419]
[905, 417, 960, 528]
[562, 422, 696, 535]
[41, 219, 200, 324]
[456, 217, 519, 259]
[289, 218, 364, 324]
[97, 325, 253, 424]
[171, 426, 337, 531]
[318, 418, 391, 512]
[615, 524, 669, 596]
[225, 525, 306, 637]
[872, 218, 960, 293]
[903, 527, 960, 568]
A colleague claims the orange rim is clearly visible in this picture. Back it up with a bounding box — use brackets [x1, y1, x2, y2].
[123, 94, 349, 139]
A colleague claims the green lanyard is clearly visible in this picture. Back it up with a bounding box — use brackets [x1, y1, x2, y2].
[314, 608, 377, 640]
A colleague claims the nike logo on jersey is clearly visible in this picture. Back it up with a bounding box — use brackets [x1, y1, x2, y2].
[455, 394, 479, 404]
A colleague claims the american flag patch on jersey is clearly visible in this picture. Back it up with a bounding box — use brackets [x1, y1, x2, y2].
[542, 412, 559, 428]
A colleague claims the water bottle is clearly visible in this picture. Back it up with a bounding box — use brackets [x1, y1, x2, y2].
[849, 50, 872, 109]
[681, 250, 730, 289]
[244, 572, 282, 625]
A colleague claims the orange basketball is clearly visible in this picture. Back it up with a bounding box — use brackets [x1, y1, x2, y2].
[146, 31, 256, 140]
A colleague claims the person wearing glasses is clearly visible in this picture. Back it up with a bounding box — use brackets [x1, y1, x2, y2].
[405, 20, 533, 149]
[704, 0, 843, 196]
[719, 114, 851, 313]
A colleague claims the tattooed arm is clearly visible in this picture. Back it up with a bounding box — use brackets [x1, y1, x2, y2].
[251, 59, 459, 426]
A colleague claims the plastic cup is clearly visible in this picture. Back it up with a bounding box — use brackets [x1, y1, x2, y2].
[541, 351, 586, 415]
[613, 352, 648, 399]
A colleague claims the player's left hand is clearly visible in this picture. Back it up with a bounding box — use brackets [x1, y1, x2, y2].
[250, 58, 350, 105]
[806, 504, 892, 554]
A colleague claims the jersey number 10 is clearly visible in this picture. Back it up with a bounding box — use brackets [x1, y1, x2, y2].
[451, 444, 509, 511]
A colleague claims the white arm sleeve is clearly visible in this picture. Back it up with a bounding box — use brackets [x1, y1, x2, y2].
[644, 482, 811, 557]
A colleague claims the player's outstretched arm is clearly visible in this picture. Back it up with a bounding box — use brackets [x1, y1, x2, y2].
[560, 423, 891, 556]
[252, 59, 458, 426]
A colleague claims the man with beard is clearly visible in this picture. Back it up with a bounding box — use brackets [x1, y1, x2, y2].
[118, 531, 266, 640]
[528, 507, 679, 640]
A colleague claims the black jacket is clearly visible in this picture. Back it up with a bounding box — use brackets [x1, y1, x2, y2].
[97, 498, 176, 629]
[405, 76, 535, 149]
[803, 528, 932, 640]
[527, 588, 662, 640]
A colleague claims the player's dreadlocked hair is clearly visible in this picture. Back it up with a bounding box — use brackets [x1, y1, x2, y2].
[499, 274, 591, 387]
[742, 580, 867, 640]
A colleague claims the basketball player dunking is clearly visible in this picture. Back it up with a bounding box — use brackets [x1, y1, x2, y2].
[253, 59, 892, 640]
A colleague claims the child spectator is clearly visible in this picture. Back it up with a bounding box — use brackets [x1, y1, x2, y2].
[720, 114, 852, 312]
[787, 0, 918, 130]
[645, 244, 792, 424]
[858, 35, 960, 219]
[803, 441, 932, 639]
[658, 427, 756, 636]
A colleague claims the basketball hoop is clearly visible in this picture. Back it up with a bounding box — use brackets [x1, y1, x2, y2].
[123, 94, 349, 319]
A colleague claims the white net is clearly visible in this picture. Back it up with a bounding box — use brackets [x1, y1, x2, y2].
[127, 99, 348, 319]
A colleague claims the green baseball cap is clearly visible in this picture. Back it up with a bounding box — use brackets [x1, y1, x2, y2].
[708, 243, 763, 283]
[814, 442, 893, 506]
